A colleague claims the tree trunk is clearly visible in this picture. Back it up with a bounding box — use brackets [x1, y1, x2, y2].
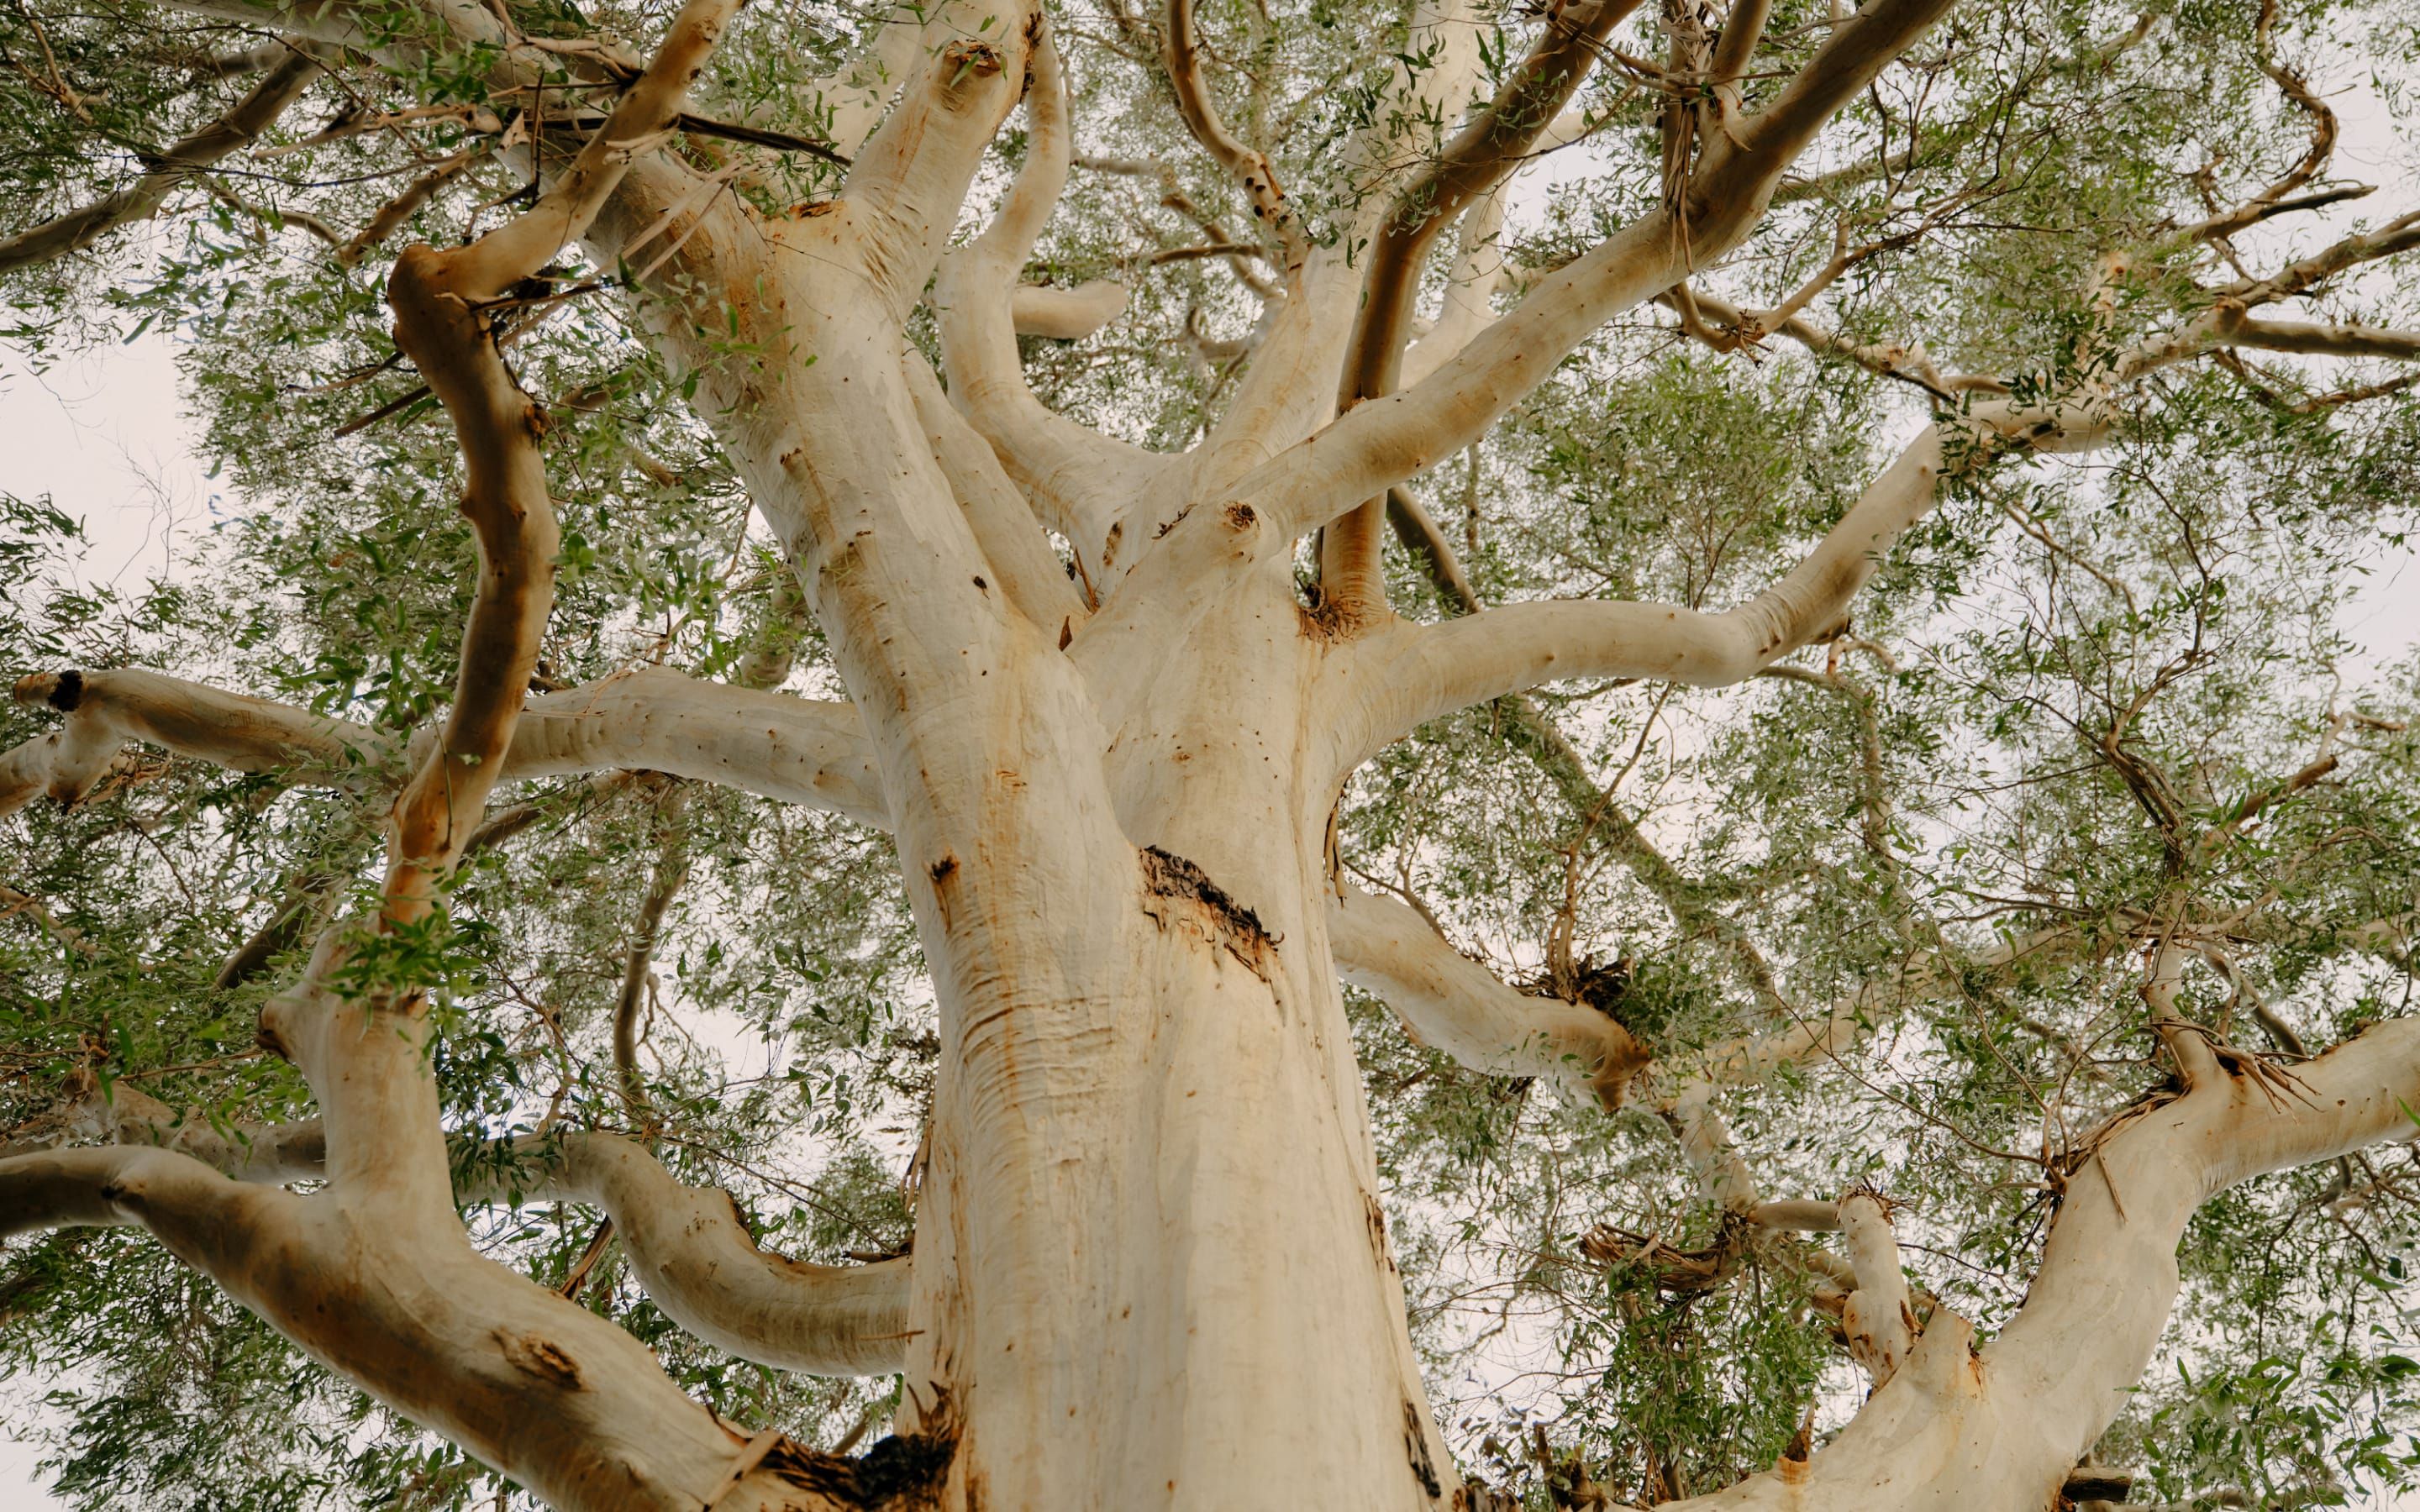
[890, 581, 1456, 1508]
[575, 72, 1471, 1482]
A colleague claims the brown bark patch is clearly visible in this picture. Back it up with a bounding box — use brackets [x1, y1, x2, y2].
[494, 1330, 584, 1389]
[1774, 1418, 1813, 1483]
[2062, 1471, 2133, 1504]
[1139, 846, 1277, 978]
[1294, 593, 1370, 643]
[940, 40, 1002, 77]
[1580, 1212, 1752, 1296]
[41, 669, 83, 711]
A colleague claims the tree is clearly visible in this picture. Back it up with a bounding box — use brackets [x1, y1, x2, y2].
[2, 0, 2418, 1503]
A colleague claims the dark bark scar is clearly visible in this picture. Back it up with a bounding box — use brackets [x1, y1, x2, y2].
[1402, 1399, 1443, 1499]
[752, 1385, 961, 1508]
[1139, 846, 1278, 979]
[1363, 1190, 1397, 1273]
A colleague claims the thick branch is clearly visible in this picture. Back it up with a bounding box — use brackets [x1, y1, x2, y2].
[518, 1132, 913, 1378]
[251, 0, 743, 1237]
[1319, 0, 1636, 614]
[15, 1093, 911, 1380]
[1336, 401, 2109, 755]
[1161, 0, 1305, 268]
[2217, 316, 2420, 363]
[935, 24, 1161, 566]
[1702, 1017, 2420, 1512]
[813, 0, 955, 154]
[3, 668, 395, 816]
[0, 665, 890, 828]
[0, 1143, 892, 1510]
[1838, 1189, 1914, 1386]
[839, 2, 1038, 318]
[908, 320, 1092, 630]
[7, 1078, 327, 1184]
[1224, 0, 1959, 548]
[372, 0, 737, 916]
[1010, 278, 1130, 339]
[1329, 883, 1649, 1108]
[496, 668, 889, 826]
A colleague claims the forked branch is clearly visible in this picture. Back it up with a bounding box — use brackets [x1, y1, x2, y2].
[1318, 0, 1642, 617]
[1216, 0, 1960, 554]
[1162, 0, 1307, 270]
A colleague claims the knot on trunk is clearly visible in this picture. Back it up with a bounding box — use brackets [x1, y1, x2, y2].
[1296, 587, 1379, 642]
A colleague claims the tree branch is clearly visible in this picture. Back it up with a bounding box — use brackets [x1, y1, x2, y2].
[244, 0, 744, 1237]
[0, 1143, 897, 1509]
[2, 667, 393, 816]
[1318, 0, 1639, 617]
[1329, 882, 1649, 1108]
[12, 1089, 913, 1380]
[934, 23, 1161, 574]
[495, 669, 890, 826]
[1160, 0, 1305, 269]
[1, 664, 892, 829]
[515, 1131, 914, 1378]
[1334, 400, 2109, 759]
[5, 1077, 327, 1184]
[611, 801, 689, 1131]
[1009, 278, 1130, 339]
[1838, 1189, 1914, 1386]
[2217, 316, 2420, 363]
[1220, 0, 1960, 550]
[812, 0, 959, 155]
[837, 0, 1039, 318]
[0, 44, 327, 276]
[904, 354, 1092, 628]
